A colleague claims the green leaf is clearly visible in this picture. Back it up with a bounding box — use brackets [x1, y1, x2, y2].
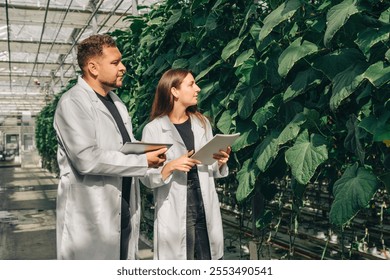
[165, 9, 182, 30]
[355, 25, 390, 57]
[252, 94, 282, 130]
[217, 109, 237, 134]
[362, 61, 390, 88]
[195, 59, 223, 81]
[235, 57, 256, 84]
[235, 75, 264, 119]
[285, 130, 328, 185]
[221, 36, 246, 61]
[324, 0, 360, 47]
[386, 49, 390, 62]
[258, 0, 302, 42]
[239, 3, 258, 37]
[278, 37, 319, 77]
[172, 58, 189, 69]
[379, 7, 390, 24]
[313, 48, 365, 80]
[329, 163, 379, 227]
[236, 159, 259, 203]
[359, 112, 390, 142]
[233, 121, 259, 152]
[205, 11, 218, 31]
[283, 68, 322, 102]
[234, 49, 254, 68]
[198, 81, 218, 104]
[255, 130, 280, 172]
[277, 112, 306, 146]
[330, 63, 366, 111]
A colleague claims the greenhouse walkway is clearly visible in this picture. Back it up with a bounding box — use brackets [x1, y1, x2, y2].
[0, 155, 154, 260]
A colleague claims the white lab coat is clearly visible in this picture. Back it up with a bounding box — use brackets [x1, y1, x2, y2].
[54, 76, 148, 259]
[141, 115, 228, 260]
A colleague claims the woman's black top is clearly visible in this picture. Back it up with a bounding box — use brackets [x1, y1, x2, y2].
[173, 117, 198, 180]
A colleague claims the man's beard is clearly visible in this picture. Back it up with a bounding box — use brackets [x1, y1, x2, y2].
[102, 78, 122, 89]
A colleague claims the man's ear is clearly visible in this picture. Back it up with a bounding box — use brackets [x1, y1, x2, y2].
[87, 60, 98, 76]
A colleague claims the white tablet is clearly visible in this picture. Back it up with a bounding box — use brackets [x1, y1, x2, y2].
[120, 142, 173, 155]
[191, 133, 240, 165]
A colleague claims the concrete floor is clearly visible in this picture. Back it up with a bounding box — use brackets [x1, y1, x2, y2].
[0, 160, 153, 260]
[0, 166, 57, 259]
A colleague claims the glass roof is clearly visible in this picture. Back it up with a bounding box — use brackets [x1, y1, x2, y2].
[0, 0, 159, 116]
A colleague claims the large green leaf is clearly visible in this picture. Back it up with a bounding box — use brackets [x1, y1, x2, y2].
[330, 63, 367, 111]
[258, 0, 302, 42]
[285, 130, 328, 185]
[236, 159, 259, 203]
[355, 25, 390, 57]
[197, 81, 218, 104]
[165, 9, 183, 30]
[232, 120, 259, 152]
[172, 58, 188, 69]
[255, 130, 280, 172]
[359, 112, 390, 142]
[234, 49, 254, 68]
[221, 36, 246, 61]
[283, 68, 322, 102]
[362, 61, 390, 88]
[277, 112, 306, 145]
[254, 113, 306, 172]
[235, 57, 256, 84]
[324, 0, 360, 47]
[329, 163, 379, 227]
[235, 82, 264, 120]
[195, 59, 223, 81]
[252, 94, 282, 130]
[278, 37, 319, 77]
[205, 11, 218, 31]
[313, 48, 365, 80]
[217, 108, 237, 134]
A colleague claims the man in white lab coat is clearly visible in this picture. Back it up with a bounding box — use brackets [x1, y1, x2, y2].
[54, 34, 166, 260]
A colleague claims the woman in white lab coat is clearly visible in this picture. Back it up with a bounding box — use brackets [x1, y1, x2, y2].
[141, 69, 231, 260]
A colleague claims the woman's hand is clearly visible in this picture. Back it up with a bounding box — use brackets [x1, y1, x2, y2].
[161, 150, 201, 180]
[213, 146, 231, 167]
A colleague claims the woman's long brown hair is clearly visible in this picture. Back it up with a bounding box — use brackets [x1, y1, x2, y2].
[150, 68, 206, 126]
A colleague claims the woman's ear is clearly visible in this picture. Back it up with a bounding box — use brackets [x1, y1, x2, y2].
[171, 87, 179, 98]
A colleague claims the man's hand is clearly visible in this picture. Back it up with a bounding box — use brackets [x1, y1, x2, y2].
[146, 147, 167, 168]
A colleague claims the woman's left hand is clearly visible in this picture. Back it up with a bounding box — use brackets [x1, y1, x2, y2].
[213, 146, 231, 167]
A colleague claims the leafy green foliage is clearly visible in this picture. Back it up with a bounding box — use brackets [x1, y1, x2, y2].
[329, 163, 379, 227]
[35, 78, 77, 175]
[37, 0, 390, 232]
[112, 0, 389, 230]
[285, 129, 328, 185]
